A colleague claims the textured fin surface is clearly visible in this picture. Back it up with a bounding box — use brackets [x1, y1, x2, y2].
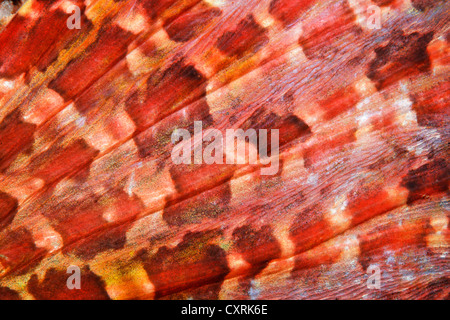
[0, 0, 448, 300]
